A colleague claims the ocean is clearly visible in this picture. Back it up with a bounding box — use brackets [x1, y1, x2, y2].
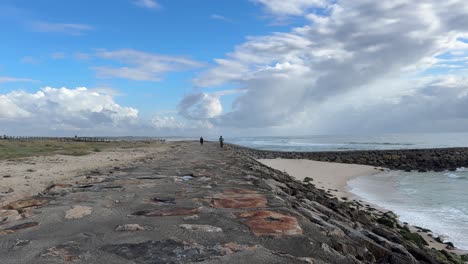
[228, 133, 468, 250]
[227, 133, 468, 152]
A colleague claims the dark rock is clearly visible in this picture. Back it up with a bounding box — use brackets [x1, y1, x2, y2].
[152, 197, 176, 205]
[41, 242, 83, 262]
[132, 208, 199, 217]
[101, 239, 226, 263]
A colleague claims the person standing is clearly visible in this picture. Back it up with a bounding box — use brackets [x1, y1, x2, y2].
[219, 136, 224, 148]
[200, 137, 204, 145]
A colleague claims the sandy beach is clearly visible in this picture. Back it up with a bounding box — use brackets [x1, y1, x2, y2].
[258, 158, 381, 200]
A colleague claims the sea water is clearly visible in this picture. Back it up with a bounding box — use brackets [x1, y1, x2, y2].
[348, 169, 468, 250]
[228, 133, 468, 152]
[229, 133, 468, 249]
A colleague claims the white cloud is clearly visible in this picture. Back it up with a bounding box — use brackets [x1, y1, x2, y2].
[183, 0, 468, 134]
[210, 14, 233, 23]
[252, 0, 328, 16]
[50, 52, 66, 59]
[0, 87, 139, 135]
[178, 93, 223, 120]
[31, 21, 93, 35]
[151, 116, 184, 129]
[133, 0, 160, 10]
[20, 56, 39, 65]
[93, 49, 203, 81]
[151, 115, 214, 131]
[74, 52, 91, 60]
[0, 76, 38, 83]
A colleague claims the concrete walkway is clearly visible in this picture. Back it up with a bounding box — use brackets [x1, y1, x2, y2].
[0, 142, 321, 264]
[0, 142, 453, 264]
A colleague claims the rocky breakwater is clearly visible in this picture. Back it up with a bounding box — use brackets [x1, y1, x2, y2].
[233, 146, 468, 172]
[0, 142, 466, 263]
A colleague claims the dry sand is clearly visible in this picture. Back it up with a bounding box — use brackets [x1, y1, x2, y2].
[0, 143, 169, 207]
[258, 158, 380, 199]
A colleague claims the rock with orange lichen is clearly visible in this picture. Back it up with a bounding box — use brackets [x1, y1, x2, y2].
[236, 210, 303, 236]
[212, 189, 267, 208]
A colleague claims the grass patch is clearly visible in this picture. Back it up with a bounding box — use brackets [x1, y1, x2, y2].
[399, 229, 428, 248]
[0, 140, 162, 160]
[377, 216, 396, 228]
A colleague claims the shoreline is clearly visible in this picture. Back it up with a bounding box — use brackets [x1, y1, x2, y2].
[233, 144, 468, 172]
[257, 158, 382, 200]
[258, 158, 468, 256]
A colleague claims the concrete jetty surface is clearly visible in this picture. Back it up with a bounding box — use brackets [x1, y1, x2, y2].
[0, 142, 462, 263]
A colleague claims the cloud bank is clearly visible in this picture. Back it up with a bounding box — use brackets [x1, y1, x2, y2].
[181, 0, 468, 134]
[0, 87, 139, 135]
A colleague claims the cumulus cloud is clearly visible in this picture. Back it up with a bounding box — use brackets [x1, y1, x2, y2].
[151, 116, 184, 129]
[0, 87, 139, 135]
[311, 75, 468, 134]
[93, 49, 203, 81]
[151, 115, 213, 131]
[183, 0, 468, 134]
[178, 93, 223, 120]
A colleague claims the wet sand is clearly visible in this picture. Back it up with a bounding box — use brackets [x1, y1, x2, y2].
[258, 158, 380, 199]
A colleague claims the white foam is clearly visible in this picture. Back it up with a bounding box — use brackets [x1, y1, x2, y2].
[349, 171, 468, 250]
[445, 172, 462, 179]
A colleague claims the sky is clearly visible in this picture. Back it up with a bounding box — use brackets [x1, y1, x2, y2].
[2, 0, 468, 136]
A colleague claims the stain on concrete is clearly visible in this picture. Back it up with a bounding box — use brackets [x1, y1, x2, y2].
[4, 199, 48, 210]
[101, 239, 254, 264]
[0, 222, 39, 236]
[115, 224, 150, 231]
[65, 206, 93, 220]
[41, 242, 83, 262]
[152, 197, 176, 205]
[179, 224, 223, 233]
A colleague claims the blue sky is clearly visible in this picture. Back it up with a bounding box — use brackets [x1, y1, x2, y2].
[2, 0, 468, 136]
[0, 0, 294, 118]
